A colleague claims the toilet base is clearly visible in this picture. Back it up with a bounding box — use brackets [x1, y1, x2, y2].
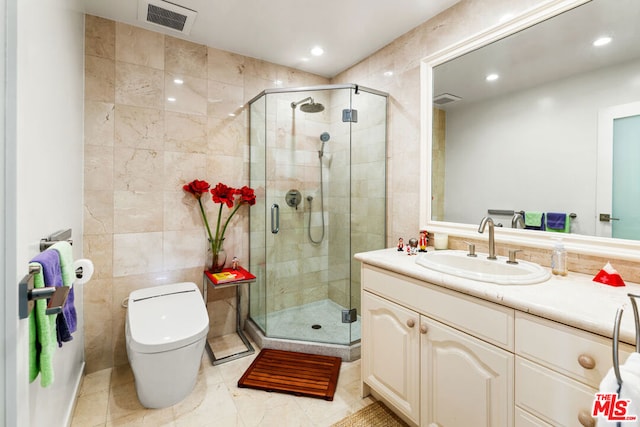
[128, 338, 206, 409]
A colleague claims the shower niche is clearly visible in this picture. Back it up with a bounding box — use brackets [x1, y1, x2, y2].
[248, 84, 387, 360]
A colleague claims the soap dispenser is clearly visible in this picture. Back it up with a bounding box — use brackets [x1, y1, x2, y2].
[551, 238, 567, 276]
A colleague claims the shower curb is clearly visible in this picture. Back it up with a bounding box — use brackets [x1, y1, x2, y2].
[244, 319, 361, 362]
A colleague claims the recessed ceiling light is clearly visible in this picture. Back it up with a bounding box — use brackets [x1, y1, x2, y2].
[274, 80, 283, 86]
[173, 78, 184, 85]
[384, 71, 394, 77]
[486, 73, 499, 82]
[228, 113, 236, 117]
[167, 97, 176, 102]
[311, 46, 324, 56]
[593, 36, 612, 47]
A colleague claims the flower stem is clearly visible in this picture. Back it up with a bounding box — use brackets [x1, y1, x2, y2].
[198, 198, 216, 253]
[213, 202, 224, 253]
[220, 203, 242, 245]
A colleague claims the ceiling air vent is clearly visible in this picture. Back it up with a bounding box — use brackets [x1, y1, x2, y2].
[138, 0, 197, 34]
[433, 93, 462, 105]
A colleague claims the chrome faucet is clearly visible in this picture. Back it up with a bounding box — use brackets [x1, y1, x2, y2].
[478, 216, 497, 260]
[512, 213, 525, 229]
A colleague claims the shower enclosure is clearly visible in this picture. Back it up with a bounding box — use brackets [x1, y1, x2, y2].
[247, 84, 387, 360]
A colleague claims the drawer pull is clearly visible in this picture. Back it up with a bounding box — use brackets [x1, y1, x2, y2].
[406, 319, 415, 328]
[578, 354, 596, 370]
[420, 324, 428, 334]
[578, 409, 595, 427]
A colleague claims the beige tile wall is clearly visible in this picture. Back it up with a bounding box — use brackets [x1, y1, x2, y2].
[83, 15, 328, 373]
[84, 0, 634, 373]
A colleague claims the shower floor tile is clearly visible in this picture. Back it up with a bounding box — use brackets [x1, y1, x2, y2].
[265, 299, 361, 344]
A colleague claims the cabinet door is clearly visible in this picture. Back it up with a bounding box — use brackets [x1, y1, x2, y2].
[362, 291, 420, 424]
[421, 318, 514, 427]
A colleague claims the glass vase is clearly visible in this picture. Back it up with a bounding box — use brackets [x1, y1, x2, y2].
[208, 238, 227, 273]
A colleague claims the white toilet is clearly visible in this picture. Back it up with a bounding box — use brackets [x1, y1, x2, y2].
[125, 282, 209, 408]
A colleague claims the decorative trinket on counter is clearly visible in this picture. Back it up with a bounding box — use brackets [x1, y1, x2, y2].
[408, 238, 419, 255]
[397, 237, 404, 251]
[231, 256, 239, 270]
[419, 230, 428, 252]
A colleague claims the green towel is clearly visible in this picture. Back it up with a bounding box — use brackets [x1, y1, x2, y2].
[28, 262, 57, 387]
[524, 212, 544, 228]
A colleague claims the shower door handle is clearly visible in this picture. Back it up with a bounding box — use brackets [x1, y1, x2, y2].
[271, 204, 280, 234]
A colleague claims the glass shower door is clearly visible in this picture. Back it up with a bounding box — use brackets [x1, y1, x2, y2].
[264, 87, 354, 345]
[249, 84, 387, 350]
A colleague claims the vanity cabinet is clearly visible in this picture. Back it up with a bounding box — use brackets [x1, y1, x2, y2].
[361, 263, 633, 427]
[362, 265, 514, 427]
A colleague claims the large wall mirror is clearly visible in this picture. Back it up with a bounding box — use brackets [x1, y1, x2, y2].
[419, 0, 640, 258]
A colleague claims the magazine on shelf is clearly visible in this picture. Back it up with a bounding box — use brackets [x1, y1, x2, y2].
[205, 266, 256, 285]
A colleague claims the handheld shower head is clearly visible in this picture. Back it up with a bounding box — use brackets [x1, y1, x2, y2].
[319, 132, 330, 158]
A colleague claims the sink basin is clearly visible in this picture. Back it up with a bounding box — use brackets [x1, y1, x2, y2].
[415, 250, 551, 285]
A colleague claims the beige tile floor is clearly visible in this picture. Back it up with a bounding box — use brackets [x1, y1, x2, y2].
[71, 335, 374, 427]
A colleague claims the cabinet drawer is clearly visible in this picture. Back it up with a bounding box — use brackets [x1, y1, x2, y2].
[515, 312, 634, 388]
[515, 407, 553, 427]
[516, 357, 596, 427]
[362, 265, 514, 351]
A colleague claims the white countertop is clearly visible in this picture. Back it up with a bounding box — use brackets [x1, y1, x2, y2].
[356, 248, 640, 347]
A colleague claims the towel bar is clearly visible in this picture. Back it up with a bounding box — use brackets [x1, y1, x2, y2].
[39, 228, 73, 251]
[613, 307, 624, 386]
[611, 293, 640, 387]
[18, 266, 70, 319]
[18, 228, 74, 319]
[487, 210, 577, 219]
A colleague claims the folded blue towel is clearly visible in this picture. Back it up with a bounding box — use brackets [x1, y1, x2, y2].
[29, 251, 60, 386]
[51, 241, 76, 344]
[547, 212, 570, 233]
[524, 212, 546, 231]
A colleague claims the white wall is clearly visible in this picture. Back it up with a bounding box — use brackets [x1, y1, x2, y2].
[444, 58, 640, 235]
[1, 0, 9, 424]
[7, 0, 85, 425]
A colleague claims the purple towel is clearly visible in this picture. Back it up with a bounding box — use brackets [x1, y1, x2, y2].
[51, 242, 77, 343]
[546, 212, 567, 230]
[30, 250, 72, 346]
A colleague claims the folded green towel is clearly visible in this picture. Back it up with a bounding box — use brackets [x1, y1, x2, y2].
[524, 212, 544, 229]
[28, 261, 57, 387]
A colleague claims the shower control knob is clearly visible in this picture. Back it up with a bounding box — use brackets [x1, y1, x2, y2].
[406, 319, 415, 328]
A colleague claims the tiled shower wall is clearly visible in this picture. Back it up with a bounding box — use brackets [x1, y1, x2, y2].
[249, 88, 386, 318]
[83, 15, 328, 373]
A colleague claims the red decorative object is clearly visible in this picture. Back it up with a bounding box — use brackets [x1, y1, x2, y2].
[205, 266, 256, 286]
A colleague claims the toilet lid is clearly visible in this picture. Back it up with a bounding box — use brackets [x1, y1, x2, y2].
[127, 282, 209, 353]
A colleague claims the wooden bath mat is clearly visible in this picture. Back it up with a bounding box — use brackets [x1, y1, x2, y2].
[237, 348, 342, 400]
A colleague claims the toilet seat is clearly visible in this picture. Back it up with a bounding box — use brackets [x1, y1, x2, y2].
[127, 282, 209, 354]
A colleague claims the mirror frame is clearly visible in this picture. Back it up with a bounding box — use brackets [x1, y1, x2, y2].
[419, 0, 640, 262]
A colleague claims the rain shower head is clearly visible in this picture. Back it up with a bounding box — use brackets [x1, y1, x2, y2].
[300, 102, 324, 113]
[291, 97, 325, 113]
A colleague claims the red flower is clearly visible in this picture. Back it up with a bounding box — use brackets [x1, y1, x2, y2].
[183, 179, 210, 199]
[236, 186, 256, 206]
[182, 180, 257, 268]
[211, 183, 236, 208]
